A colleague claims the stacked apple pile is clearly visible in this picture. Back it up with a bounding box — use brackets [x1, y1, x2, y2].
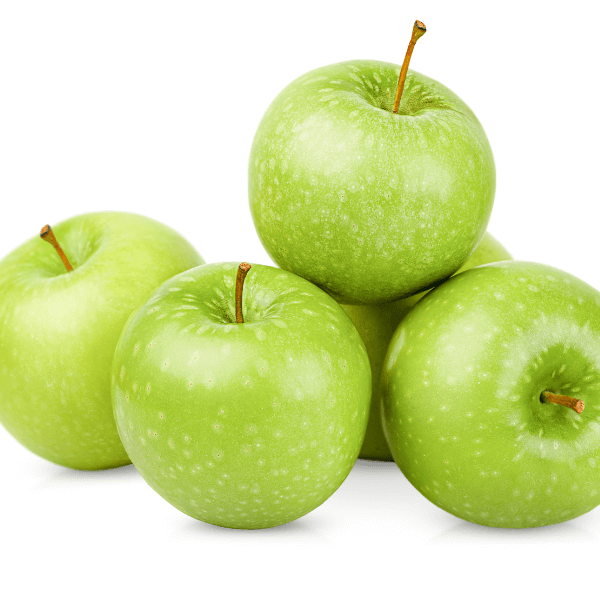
[2, 22, 600, 531]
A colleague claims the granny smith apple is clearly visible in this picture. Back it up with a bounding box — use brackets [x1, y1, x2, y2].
[344, 232, 512, 461]
[0, 212, 203, 470]
[112, 262, 371, 529]
[382, 261, 600, 527]
[249, 57, 495, 304]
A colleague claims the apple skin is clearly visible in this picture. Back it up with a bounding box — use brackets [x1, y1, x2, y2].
[112, 262, 371, 529]
[249, 60, 495, 305]
[0, 212, 203, 470]
[343, 232, 512, 461]
[381, 261, 600, 528]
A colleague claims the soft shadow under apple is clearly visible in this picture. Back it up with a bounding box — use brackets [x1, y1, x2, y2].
[32, 462, 138, 493]
[429, 512, 600, 545]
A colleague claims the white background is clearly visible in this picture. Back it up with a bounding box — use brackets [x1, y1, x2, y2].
[1, 0, 599, 597]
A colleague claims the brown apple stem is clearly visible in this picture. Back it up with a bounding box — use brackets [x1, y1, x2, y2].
[40, 225, 74, 272]
[541, 391, 584, 415]
[392, 20, 427, 114]
[235, 263, 252, 323]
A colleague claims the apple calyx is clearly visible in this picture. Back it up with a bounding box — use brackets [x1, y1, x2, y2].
[392, 20, 427, 114]
[235, 263, 252, 323]
[541, 391, 584, 415]
[40, 225, 74, 272]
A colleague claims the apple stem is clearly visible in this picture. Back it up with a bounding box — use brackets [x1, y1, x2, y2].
[541, 391, 584, 415]
[235, 263, 252, 323]
[40, 225, 74, 272]
[392, 20, 426, 114]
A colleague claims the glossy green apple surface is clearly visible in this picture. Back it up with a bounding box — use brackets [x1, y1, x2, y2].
[382, 261, 600, 527]
[344, 232, 512, 461]
[0, 212, 203, 470]
[112, 262, 371, 529]
[249, 60, 495, 304]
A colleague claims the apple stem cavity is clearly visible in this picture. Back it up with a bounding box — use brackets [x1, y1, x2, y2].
[235, 263, 252, 323]
[40, 225, 74, 272]
[541, 391, 584, 415]
[392, 20, 427, 114]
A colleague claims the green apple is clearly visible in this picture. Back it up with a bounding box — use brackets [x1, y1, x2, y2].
[249, 59, 495, 304]
[0, 212, 203, 470]
[112, 262, 371, 529]
[381, 261, 600, 528]
[344, 232, 512, 461]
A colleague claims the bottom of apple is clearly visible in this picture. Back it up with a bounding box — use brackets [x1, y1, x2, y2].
[154, 485, 326, 530]
[422, 495, 594, 529]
